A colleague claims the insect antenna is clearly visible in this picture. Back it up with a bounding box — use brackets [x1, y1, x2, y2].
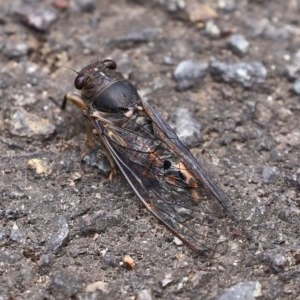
[58, 65, 80, 75]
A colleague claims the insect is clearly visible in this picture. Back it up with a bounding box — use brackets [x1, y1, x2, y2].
[63, 59, 239, 255]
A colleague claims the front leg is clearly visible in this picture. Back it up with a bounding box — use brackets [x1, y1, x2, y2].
[96, 136, 117, 181]
[63, 92, 117, 181]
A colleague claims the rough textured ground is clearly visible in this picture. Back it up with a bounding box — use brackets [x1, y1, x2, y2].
[1, 1, 300, 299]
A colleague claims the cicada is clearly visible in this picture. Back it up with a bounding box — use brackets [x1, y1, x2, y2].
[63, 59, 239, 255]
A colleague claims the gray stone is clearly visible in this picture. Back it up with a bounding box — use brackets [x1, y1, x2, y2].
[14, 5, 57, 32]
[47, 215, 69, 253]
[293, 77, 300, 94]
[218, 281, 262, 300]
[174, 60, 208, 91]
[9, 107, 55, 139]
[136, 289, 152, 300]
[172, 107, 202, 147]
[228, 34, 249, 56]
[262, 166, 279, 183]
[210, 60, 267, 87]
[48, 271, 83, 299]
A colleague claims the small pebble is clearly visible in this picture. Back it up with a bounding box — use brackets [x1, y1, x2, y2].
[227, 34, 249, 56]
[176, 276, 188, 292]
[257, 136, 274, 151]
[10, 222, 23, 242]
[190, 271, 210, 287]
[14, 5, 57, 32]
[48, 271, 83, 298]
[187, 4, 218, 23]
[136, 289, 152, 300]
[278, 206, 300, 222]
[218, 281, 262, 300]
[272, 254, 288, 270]
[82, 148, 111, 176]
[13, 91, 37, 106]
[79, 211, 108, 236]
[291, 248, 300, 263]
[38, 253, 53, 275]
[262, 166, 279, 183]
[9, 107, 55, 139]
[277, 130, 300, 146]
[110, 27, 158, 49]
[163, 56, 176, 65]
[293, 77, 300, 94]
[103, 251, 117, 267]
[27, 158, 49, 176]
[249, 18, 291, 40]
[172, 107, 202, 147]
[73, 0, 96, 13]
[4, 42, 31, 59]
[53, 0, 70, 10]
[161, 273, 173, 288]
[218, 0, 236, 12]
[47, 215, 69, 253]
[173, 236, 183, 246]
[270, 149, 282, 162]
[0, 230, 6, 241]
[174, 60, 208, 91]
[8, 190, 26, 200]
[210, 60, 267, 87]
[285, 50, 300, 79]
[205, 20, 221, 39]
[67, 245, 87, 259]
[4, 208, 19, 219]
[277, 107, 292, 122]
[137, 221, 150, 233]
[85, 281, 110, 293]
[263, 24, 292, 41]
[0, 73, 14, 89]
[123, 255, 136, 269]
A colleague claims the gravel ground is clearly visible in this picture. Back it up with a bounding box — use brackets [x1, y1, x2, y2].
[1, 1, 300, 299]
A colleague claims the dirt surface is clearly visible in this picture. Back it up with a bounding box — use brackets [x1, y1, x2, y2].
[1, 1, 300, 299]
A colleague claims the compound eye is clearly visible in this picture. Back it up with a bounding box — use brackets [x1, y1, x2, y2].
[74, 74, 85, 90]
[102, 59, 117, 70]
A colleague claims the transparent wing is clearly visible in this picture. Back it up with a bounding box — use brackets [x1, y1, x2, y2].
[142, 99, 236, 219]
[90, 103, 237, 255]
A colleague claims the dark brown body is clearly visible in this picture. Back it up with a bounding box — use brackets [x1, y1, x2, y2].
[64, 59, 239, 255]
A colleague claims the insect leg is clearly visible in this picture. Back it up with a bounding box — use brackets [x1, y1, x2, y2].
[90, 124, 117, 181]
[105, 149, 117, 181]
[62, 92, 88, 111]
[63, 93, 96, 150]
[63, 93, 117, 180]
